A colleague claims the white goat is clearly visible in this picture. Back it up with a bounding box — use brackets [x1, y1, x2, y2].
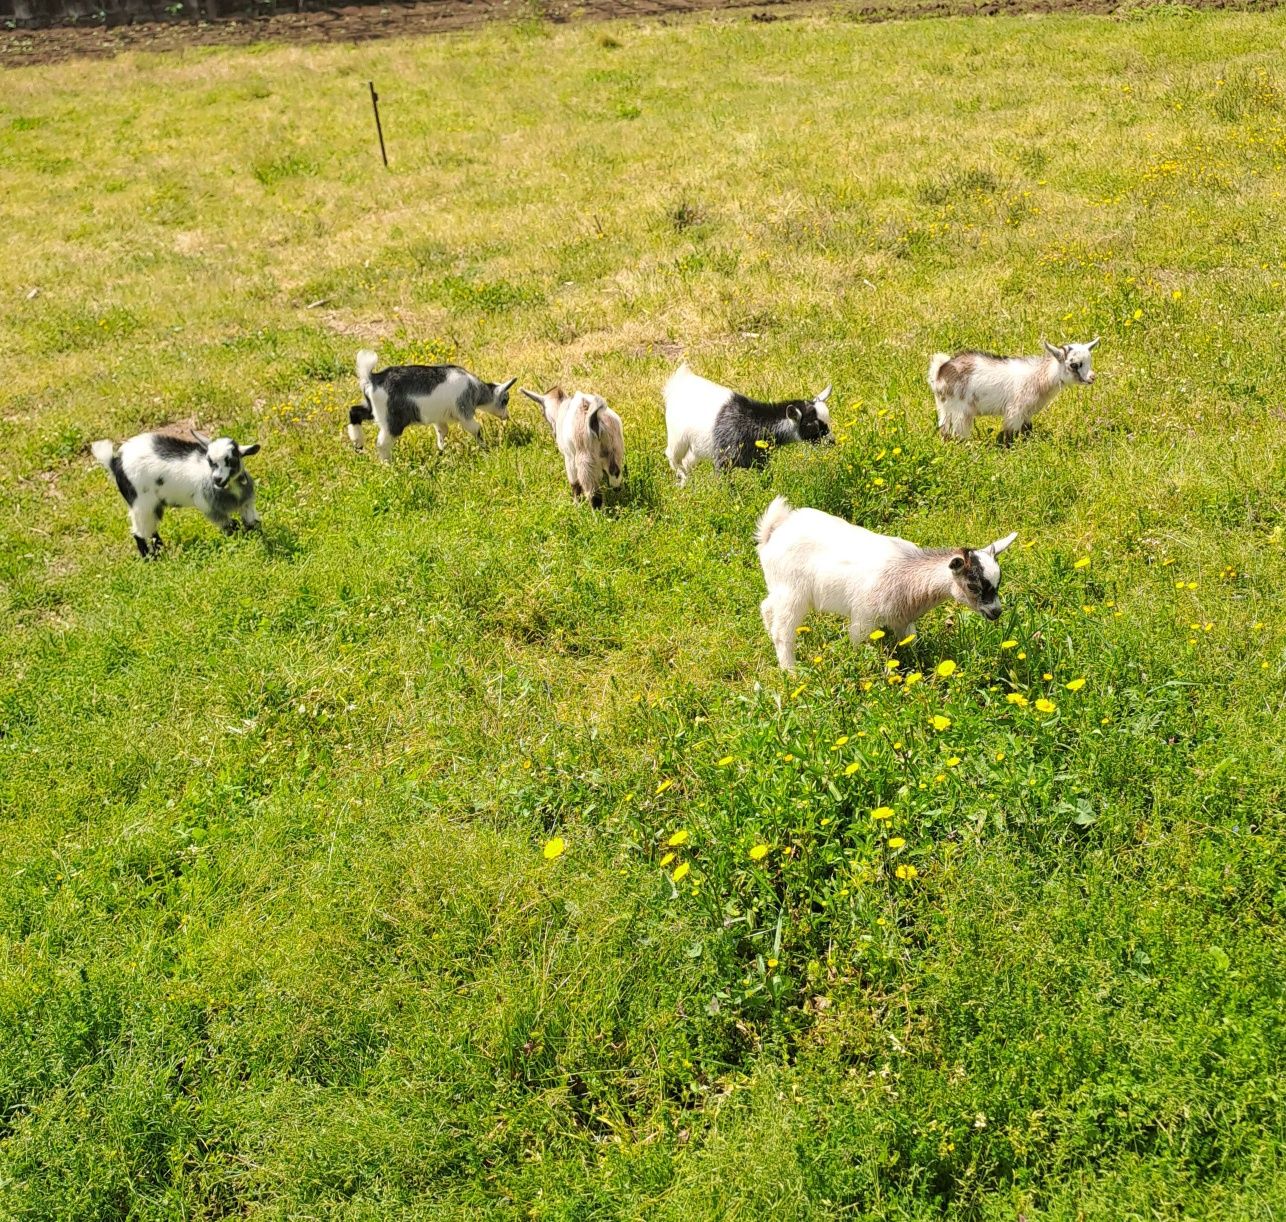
[348, 349, 517, 462]
[520, 387, 625, 508]
[91, 430, 260, 558]
[755, 496, 1017, 670]
[929, 339, 1099, 442]
[664, 363, 832, 486]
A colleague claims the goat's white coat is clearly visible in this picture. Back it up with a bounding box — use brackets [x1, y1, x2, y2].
[929, 340, 1099, 440]
[755, 497, 1016, 670]
[521, 388, 625, 506]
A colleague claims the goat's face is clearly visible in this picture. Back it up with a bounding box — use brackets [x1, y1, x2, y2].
[1046, 338, 1099, 385]
[786, 386, 834, 445]
[484, 377, 517, 421]
[204, 437, 259, 489]
[949, 532, 1017, 620]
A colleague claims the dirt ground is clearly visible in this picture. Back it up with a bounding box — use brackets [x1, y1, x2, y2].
[0, 0, 1273, 69]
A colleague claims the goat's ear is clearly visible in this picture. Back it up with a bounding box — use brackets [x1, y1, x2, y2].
[588, 405, 603, 435]
[814, 384, 832, 404]
[949, 554, 967, 573]
[495, 377, 517, 396]
[1042, 339, 1066, 361]
[787, 404, 802, 423]
[520, 388, 545, 406]
[988, 531, 1018, 557]
[1088, 336, 1101, 350]
[238, 443, 261, 458]
[192, 430, 212, 447]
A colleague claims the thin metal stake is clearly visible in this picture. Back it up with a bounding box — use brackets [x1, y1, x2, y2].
[369, 81, 388, 169]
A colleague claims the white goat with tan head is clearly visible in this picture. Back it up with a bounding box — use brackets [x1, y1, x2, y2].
[521, 387, 624, 508]
[755, 496, 1017, 671]
[929, 338, 1099, 443]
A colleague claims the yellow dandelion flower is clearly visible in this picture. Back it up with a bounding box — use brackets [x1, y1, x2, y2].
[931, 715, 952, 731]
[790, 684, 806, 699]
[542, 837, 566, 860]
[655, 779, 673, 795]
[766, 957, 779, 968]
[1133, 308, 1143, 320]
[946, 756, 961, 767]
[1066, 678, 1086, 691]
[1073, 557, 1090, 569]
[887, 837, 906, 849]
[871, 806, 894, 821]
[667, 829, 690, 847]
[936, 660, 957, 677]
[844, 761, 861, 776]
[796, 625, 812, 634]
[1017, 652, 1027, 660]
[672, 862, 690, 883]
[869, 629, 886, 641]
[1001, 639, 1018, 650]
[895, 864, 919, 881]
[886, 658, 901, 671]
[717, 755, 734, 766]
[782, 753, 795, 762]
[1035, 698, 1056, 714]
[1172, 289, 1182, 300]
[995, 750, 1006, 761]
[906, 671, 924, 686]
[832, 736, 849, 748]
[659, 851, 675, 867]
[754, 439, 770, 450]
[749, 844, 770, 861]
[1006, 693, 1029, 707]
[898, 634, 916, 646]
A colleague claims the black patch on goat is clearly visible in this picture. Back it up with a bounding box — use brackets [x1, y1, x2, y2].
[370, 365, 456, 437]
[711, 393, 830, 470]
[108, 454, 137, 506]
[349, 402, 374, 426]
[151, 433, 205, 461]
[208, 473, 252, 519]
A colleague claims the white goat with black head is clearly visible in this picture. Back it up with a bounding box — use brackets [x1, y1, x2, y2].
[91, 430, 260, 558]
[520, 387, 625, 508]
[929, 338, 1099, 443]
[663, 363, 833, 486]
[755, 496, 1017, 671]
[348, 349, 517, 462]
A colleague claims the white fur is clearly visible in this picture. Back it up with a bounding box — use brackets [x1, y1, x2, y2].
[929, 340, 1099, 441]
[755, 496, 1016, 671]
[521, 388, 625, 506]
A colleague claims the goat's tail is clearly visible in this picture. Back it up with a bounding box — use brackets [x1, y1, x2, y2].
[756, 495, 794, 547]
[927, 353, 952, 388]
[355, 348, 379, 391]
[91, 439, 116, 472]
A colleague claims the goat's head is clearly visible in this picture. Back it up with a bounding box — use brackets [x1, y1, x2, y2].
[785, 384, 834, 445]
[484, 377, 518, 420]
[1043, 338, 1099, 385]
[948, 532, 1018, 621]
[521, 386, 565, 434]
[194, 432, 260, 489]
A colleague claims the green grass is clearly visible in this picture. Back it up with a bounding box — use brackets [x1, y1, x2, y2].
[2, 6, 1285, 1217]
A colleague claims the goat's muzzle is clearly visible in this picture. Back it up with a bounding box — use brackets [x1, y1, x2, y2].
[982, 606, 1002, 621]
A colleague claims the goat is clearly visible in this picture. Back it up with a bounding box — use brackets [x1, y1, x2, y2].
[929, 339, 1099, 442]
[663, 363, 833, 486]
[348, 349, 517, 462]
[520, 387, 625, 508]
[755, 496, 1017, 671]
[91, 430, 260, 558]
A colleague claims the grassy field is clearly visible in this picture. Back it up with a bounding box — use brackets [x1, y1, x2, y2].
[2, 5, 1285, 1217]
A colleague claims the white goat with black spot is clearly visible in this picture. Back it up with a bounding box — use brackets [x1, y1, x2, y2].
[91, 430, 260, 558]
[348, 349, 517, 462]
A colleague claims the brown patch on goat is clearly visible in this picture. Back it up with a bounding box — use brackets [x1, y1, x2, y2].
[936, 353, 976, 395]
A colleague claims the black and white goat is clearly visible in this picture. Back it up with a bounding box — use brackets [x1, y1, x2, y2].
[91, 430, 260, 558]
[663, 363, 833, 486]
[520, 387, 625, 508]
[929, 339, 1099, 442]
[347, 349, 517, 462]
[755, 496, 1016, 670]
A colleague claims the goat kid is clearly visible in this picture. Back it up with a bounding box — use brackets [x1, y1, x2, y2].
[664, 363, 832, 486]
[348, 349, 517, 462]
[755, 496, 1017, 670]
[520, 387, 625, 508]
[92, 430, 260, 558]
[929, 339, 1099, 442]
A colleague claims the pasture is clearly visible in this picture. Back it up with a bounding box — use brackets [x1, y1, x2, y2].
[1, 4, 1284, 1216]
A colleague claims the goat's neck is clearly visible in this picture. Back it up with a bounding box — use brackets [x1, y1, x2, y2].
[880, 550, 957, 628]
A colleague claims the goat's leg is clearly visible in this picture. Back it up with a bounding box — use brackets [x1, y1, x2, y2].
[1000, 403, 1027, 445]
[129, 499, 162, 560]
[240, 494, 260, 530]
[767, 595, 806, 671]
[458, 415, 484, 447]
[847, 617, 879, 650]
[666, 436, 690, 485]
[435, 423, 450, 453]
[376, 426, 394, 463]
